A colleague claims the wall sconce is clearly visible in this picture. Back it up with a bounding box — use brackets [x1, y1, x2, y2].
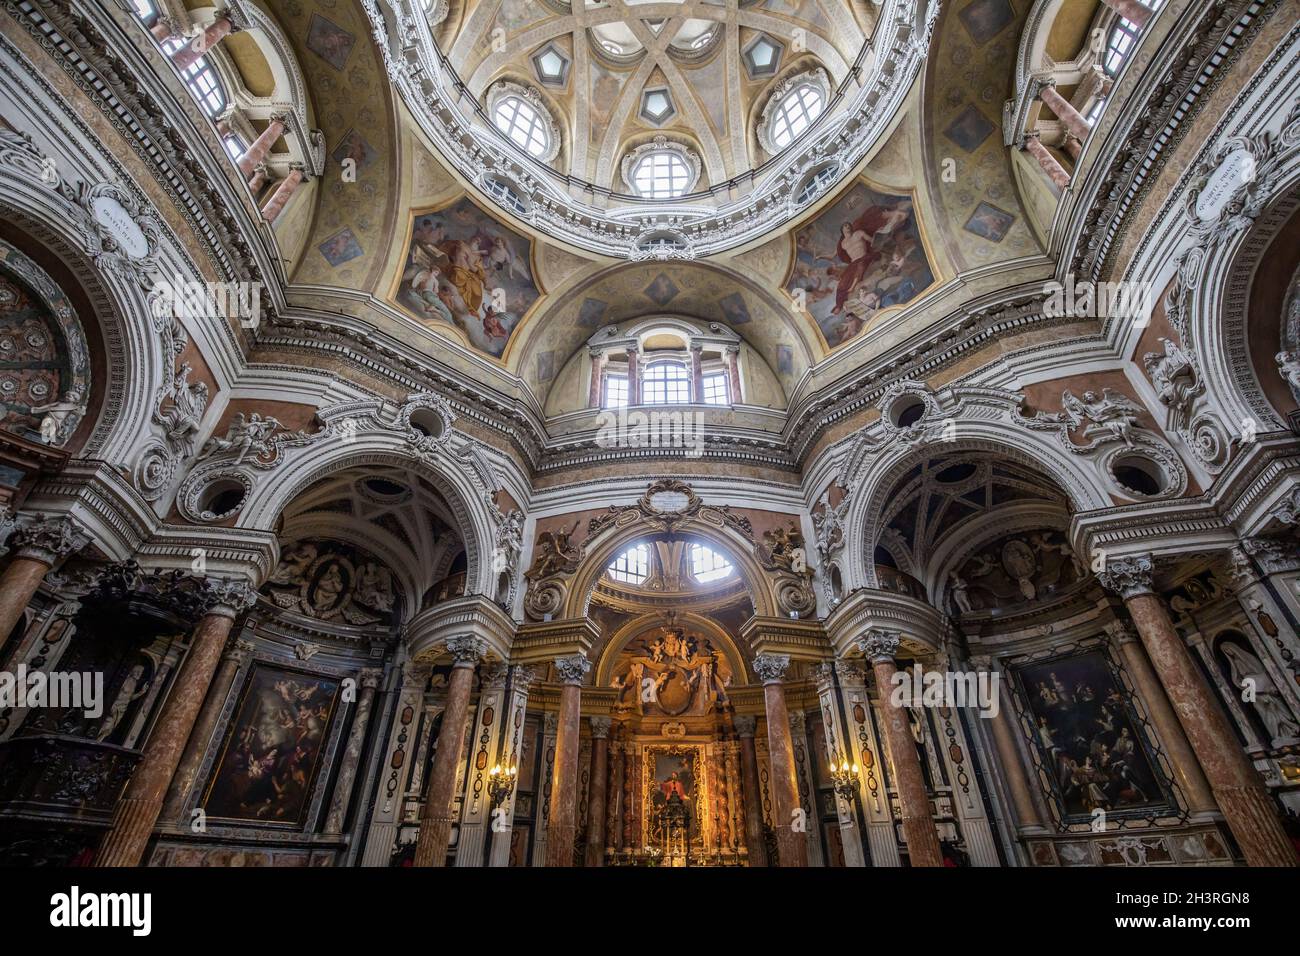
[828, 755, 859, 800]
[488, 762, 518, 807]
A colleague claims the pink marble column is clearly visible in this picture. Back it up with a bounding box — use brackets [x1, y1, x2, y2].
[725, 346, 742, 403]
[584, 717, 610, 866]
[150, 18, 178, 42]
[1099, 556, 1297, 867]
[734, 715, 769, 866]
[237, 116, 286, 179]
[96, 581, 256, 866]
[1038, 83, 1092, 142]
[247, 164, 270, 194]
[1100, 0, 1153, 28]
[1062, 136, 1082, 162]
[607, 734, 624, 855]
[1022, 134, 1070, 191]
[546, 655, 590, 866]
[975, 660, 1047, 832]
[859, 630, 944, 868]
[261, 166, 304, 222]
[588, 350, 605, 408]
[170, 17, 234, 72]
[753, 655, 805, 866]
[325, 670, 383, 833]
[413, 636, 485, 867]
[0, 516, 85, 641]
[689, 345, 704, 402]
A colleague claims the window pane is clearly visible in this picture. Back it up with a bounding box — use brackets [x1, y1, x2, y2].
[604, 374, 629, 408]
[632, 151, 690, 199]
[771, 82, 825, 149]
[608, 544, 649, 584]
[702, 372, 729, 405]
[691, 544, 733, 582]
[644, 362, 690, 404]
[493, 96, 550, 158]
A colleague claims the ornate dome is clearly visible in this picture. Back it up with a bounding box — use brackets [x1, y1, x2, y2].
[375, 0, 934, 257]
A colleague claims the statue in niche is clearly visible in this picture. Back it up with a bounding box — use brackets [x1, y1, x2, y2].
[948, 571, 973, 614]
[96, 660, 152, 743]
[1001, 539, 1039, 601]
[31, 386, 85, 446]
[1276, 350, 1300, 402]
[270, 542, 318, 586]
[1219, 641, 1300, 747]
[310, 561, 348, 614]
[1060, 388, 1144, 448]
[1143, 338, 1199, 426]
[355, 561, 395, 614]
[526, 518, 581, 580]
[157, 363, 209, 451]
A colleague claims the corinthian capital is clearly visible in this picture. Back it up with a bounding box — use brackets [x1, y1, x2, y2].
[1096, 554, 1155, 599]
[732, 714, 758, 737]
[7, 514, 88, 565]
[554, 654, 591, 685]
[857, 627, 900, 663]
[445, 635, 488, 666]
[751, 653, 790, 685]
[202, 578, 258, 618]
[589, 716, 612, 738]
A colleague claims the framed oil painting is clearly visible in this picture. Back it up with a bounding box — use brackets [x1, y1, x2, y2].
[1014, 650, 1171, 824]
[202, 664, 342, 827]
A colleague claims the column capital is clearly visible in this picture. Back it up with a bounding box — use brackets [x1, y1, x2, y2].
[589, 716, 612, 739]
[1240, 537, 1300, 575]
[1096, 554, 1155, 599]
[733, 714, 758, 737]
[359, 668, 384, 690]
[857, 627, 900, 663]
[225, 637, 256, 664]
[509, 663, 541, 693]
[480, 660, 509, 689]
[201, 577, 258, 619]
[553, 654, 591, 685]
[752, 653, 791, 684]
[445, 635, 488, 667]
[1103, 618, 1140, 646]
[6, 514, 89, 565]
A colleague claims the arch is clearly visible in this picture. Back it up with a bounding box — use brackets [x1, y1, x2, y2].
[561, 515, 778, 622]
[235, 437, 498, 600]
[841, 428, 1111, 593]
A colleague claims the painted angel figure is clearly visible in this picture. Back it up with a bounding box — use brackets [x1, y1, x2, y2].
[1061, 388, 1144, 447]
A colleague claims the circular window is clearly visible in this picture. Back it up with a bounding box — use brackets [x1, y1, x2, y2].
[197, 478, 248, 520]
[492, 94, 552, 158]
[888, 395, 927, 429]
[1112, 455, 1165, 496]
[409, 406, 447, 440]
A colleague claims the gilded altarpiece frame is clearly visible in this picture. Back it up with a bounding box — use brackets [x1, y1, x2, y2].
[639, 744, 717, 858]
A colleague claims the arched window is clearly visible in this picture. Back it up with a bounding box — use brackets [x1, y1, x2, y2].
[1102, 1, 1161, 76]
[631, 150, 692, 199]
[492, 94, 552, 158]
[690, 544, 733, 583]
[161, 36, 228, 116]
[608, 543, 650, 584]
[769, 81, 826, 149]
[643, 361, 690, 404]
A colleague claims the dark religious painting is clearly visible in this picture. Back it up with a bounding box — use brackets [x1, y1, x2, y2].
[203, 665, 341, 826]
[786, 181, 934, 348]
[1015, 651, 1169, 822]
[318, 228, 364, 267]
[958, 0, 1015, 43]
[651, 751, 695, 809]
[963, 202, 1016, 242]
[305, 14, 355, 71]
[394, 198, 541, 358]
[944, 103, 996, 152]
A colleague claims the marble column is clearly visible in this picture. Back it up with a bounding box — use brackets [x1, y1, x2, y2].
[261, 166, 304, 222]
[689, 345, 704, 401]
[456, 663, 509, 867]
[1022, 134, 1070, 191]
[1104, 620, 1218, 817]
[1037, 82, 1091, 141]
[724, 346, 742, 403]
[858, 630, 944, 868]
[96, 580, 257, 867]
[0, 516, 85, 641]
[149, 17, 178, 41]
[588, 350, 605, 407]
[722, 739, 742, 855]
[546, 655, 590, 866]
[1099, 556, 1296, 866]
[979, 661, 1049, 834]
[170, 16, 234, 72]
[734, 715, 768, 866]
[325, 670, 383, 833]
[246, 164, 270, 193]
[584, 717, 611, 866]
[1100, 0, 1153, 28]
[1062, 135, 1082, 162]
[412, 636, 486, 867]
[237, 115, 286, 179]
[753, 654, 805, 866]
[607, 731, 625, 856]
[160, 636, 253, 823]
[814, 663, 867, 866]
